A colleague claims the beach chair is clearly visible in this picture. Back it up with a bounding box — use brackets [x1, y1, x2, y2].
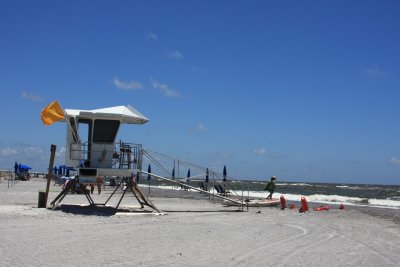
[180, 182, 190, 191]
[199, 182, 209, 192]
[198, 182, 203, 190]
[218, 184, 231, 196]
[214, 185, 223, 195]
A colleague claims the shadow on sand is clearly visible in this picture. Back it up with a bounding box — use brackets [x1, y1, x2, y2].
[51, 204, 244, 216]
[52, 204, 154, 216]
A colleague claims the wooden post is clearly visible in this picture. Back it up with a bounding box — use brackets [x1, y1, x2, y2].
[44, 144, 57, 207]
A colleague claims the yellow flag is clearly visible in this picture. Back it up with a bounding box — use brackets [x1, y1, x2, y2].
[40, 100, 65, 125]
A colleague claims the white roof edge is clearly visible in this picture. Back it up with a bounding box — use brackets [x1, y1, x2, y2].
[63, 105, 149, 124]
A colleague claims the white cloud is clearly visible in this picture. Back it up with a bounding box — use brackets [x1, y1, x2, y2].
[20, 146, 47, 160]
[146, 32, 158, 40]
[253, 148, 267, 155]
[166, 50, 184, 59]
[389, 157, 400, 165]
[150, 78, 180, 97]
[364, 64, 386, 78]
[0, 148, 18, 156]
[21, 91, 43, 102]
[56, 147, 66, 158]
[113, 77, 143, 90]
[0, 144, 66, 171]
[195, 122, 207, 132]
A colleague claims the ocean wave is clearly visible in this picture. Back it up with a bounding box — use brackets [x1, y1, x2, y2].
[140, 185, 400, 209]
[289, 183, 313, 186]
[241, 190, 400, 209]
[278, 192, 367, 205]
[368, 198, 400, 208]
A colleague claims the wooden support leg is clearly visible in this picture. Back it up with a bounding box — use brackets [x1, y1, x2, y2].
[50, 179, 77, 209]
[127, 181, 145, 208]
[104, 178, 123, 205]
[81, 184, 95, 205]
[131, 181, 160, 213]
[115, 181, 129, 210]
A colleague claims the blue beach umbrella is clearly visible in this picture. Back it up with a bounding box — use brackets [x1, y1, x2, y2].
[19, 164, 32, 170]
[147, 164, 152, 193]
[147, 164, 151, 180]
[205, 168, 209, 183]
[223, 165, 227, 182]
[53, 166, 57, 175]
[14, 161, 18, 174]
[65, 167, 76, 177]
[172, 168, 175, 180]
[59, 165, 66, 176]
[187, 169, 191, 182]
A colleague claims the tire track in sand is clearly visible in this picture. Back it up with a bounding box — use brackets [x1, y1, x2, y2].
[235, 223, 311, 265]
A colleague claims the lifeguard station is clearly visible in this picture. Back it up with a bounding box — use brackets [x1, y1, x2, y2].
[49, 105, 160, 212]
[42, 101, 252, 213]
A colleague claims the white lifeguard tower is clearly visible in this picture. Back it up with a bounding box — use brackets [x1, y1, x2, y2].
[64, 105, 147, 179]
[50, 105, 160, 212]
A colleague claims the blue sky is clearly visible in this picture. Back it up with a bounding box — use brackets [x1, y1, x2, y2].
[0, 0, 399, 185]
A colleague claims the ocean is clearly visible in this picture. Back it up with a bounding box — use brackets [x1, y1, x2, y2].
[145, 179, 400, 210]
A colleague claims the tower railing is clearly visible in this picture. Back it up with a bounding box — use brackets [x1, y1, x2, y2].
[69, 141, 143, 171]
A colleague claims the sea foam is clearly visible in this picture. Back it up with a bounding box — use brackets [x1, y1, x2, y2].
[140, 184, 400, 209]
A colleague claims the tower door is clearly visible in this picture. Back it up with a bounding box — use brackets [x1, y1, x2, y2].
[78, 119, 92, 167]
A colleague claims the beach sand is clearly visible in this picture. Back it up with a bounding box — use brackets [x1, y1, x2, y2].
[0, 179, 399, 266]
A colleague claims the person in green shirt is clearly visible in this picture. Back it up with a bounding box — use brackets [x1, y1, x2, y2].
[264, 176, 276, 199]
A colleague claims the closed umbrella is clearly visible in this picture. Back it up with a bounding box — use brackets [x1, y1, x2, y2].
[147, 164, 151, 193]
[205, 168, 209, 183]
[223, 165, 227, 182]
[14, 161, 18, 174]
[147, 164, 151, 180]
[65, 167, 76, 177]
[170, 167, 175, 189]
[59, 165, 65, 176]
[136, 171, 140, 183]
[187, 169, 191, 182]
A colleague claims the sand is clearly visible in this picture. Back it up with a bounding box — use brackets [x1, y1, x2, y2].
[0, 179, 399, 267]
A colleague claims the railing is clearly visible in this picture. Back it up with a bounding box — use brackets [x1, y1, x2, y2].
[141, 149, 249, 209]
[69, 141, 143, 171]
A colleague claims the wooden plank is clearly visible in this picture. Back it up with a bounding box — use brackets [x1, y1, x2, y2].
[44, 144, 57, 208]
